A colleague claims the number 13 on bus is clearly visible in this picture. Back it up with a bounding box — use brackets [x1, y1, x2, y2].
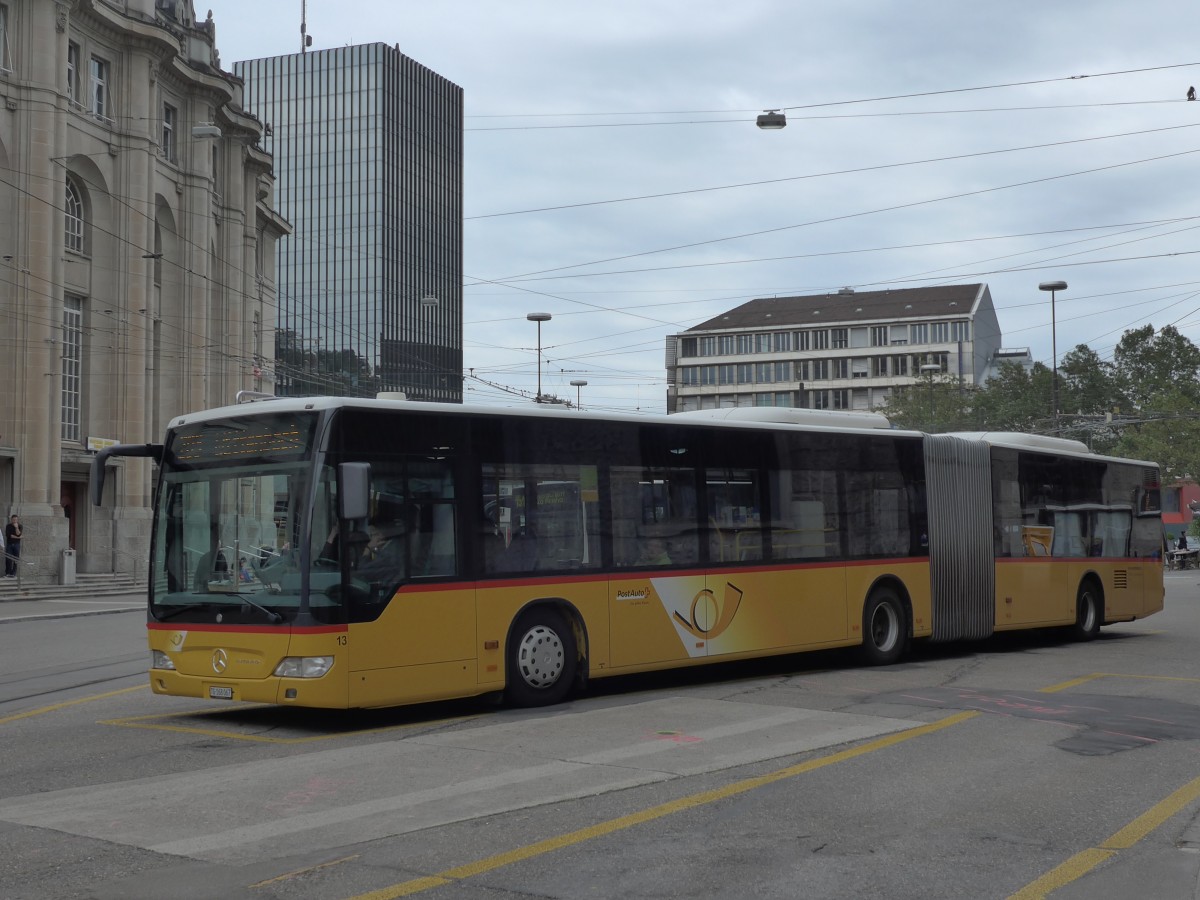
[90, 397, 1163, 710]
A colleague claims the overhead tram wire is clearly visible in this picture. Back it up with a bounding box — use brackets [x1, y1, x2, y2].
[467, 122, 1200, 221]
[864, 220, 1200, 292]
[493, 146, 1200, 282]
[465, 100, 1180, 130]
[476, 216, 1200, 286]
[464, 60, 1200, 120]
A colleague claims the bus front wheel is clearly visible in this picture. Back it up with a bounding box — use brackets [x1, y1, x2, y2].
[506, 608, 578, 707]
[1070, 581, 1102, 642]
[859, 588, 906, 666]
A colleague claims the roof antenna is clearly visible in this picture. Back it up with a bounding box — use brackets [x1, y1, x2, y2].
[300, 0, 313, 52]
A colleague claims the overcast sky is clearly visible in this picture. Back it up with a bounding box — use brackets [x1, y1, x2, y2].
[202, 0, 1200, 414]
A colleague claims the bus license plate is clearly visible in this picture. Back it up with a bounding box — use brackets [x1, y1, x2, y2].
[209, 685, 234, 700]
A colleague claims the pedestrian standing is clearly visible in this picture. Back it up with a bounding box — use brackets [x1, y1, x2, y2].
[4, 514, 21, 577]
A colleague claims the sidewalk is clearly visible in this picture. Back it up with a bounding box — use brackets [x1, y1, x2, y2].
[0, 592, 144, 623]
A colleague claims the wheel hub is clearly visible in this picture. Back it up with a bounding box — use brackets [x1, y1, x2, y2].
[518, 624, 565, 689]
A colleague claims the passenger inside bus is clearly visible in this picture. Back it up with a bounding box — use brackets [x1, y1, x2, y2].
[193, 548, 230, 591]
[635, 536, 672, 566]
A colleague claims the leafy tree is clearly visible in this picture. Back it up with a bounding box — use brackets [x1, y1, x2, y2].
[1058, 344, 1122, 418]
[971, 361, 1051, 433]
[865, 321, 1200, 482]
[878, 374, 977, 433]
[1112, 325, 1200, 410]
[1110, 390, 1200, 482]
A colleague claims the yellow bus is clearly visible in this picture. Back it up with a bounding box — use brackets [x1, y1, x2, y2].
[89, 397, 1164, 710]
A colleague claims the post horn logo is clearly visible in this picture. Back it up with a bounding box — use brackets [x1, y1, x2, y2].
[211, 648, 228, 674]
[672, 582, 743, 640]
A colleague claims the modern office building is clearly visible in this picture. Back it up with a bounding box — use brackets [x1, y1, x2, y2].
[0, 0, 287, 583]
[235, 44, 464, 402]
[665, 283, 1004, 413]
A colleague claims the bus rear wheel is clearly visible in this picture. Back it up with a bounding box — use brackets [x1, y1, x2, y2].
[859, 588, 906, 666]
[506, 608, 578, 707]
[1069, 581, 1102, 642]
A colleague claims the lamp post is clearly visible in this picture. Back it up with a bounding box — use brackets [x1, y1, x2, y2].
[420, 295, 440, 398]
[570, 379, 587, 410]
[527, 312, 552, 402]
[756, 109, 787, 130]
[919, 363, 940, 431]
[1038, 280, 1068, 432]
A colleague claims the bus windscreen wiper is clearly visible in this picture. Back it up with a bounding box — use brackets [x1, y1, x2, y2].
[230, 593, 284, 624]
[155, 603, 212, 621]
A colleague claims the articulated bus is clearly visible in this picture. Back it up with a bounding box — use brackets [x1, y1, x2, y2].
[89, 396, 1164, 710]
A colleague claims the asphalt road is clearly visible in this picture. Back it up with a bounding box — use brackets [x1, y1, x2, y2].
[2, 576, 1200, 899]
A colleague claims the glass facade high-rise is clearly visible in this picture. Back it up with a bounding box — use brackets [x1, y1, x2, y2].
[236, 44, 463, 401]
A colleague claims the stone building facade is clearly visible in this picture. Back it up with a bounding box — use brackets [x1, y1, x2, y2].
[0, 0, 288, 583]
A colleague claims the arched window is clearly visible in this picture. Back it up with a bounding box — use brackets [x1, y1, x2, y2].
[64, 179, 84, 253]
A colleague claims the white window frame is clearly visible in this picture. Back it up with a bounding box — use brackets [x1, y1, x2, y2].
[62, 296, 83, 443]
[64, 179, 84, 254]
[161, 102, 177, 161]
[66, 41, 80, 103]
[89, 55, 111, 123]
[0, 4, 13, 74]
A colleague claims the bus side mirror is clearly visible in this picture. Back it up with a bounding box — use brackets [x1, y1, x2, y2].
[339, 462, 371, 521]
[89, 443, 163, 506]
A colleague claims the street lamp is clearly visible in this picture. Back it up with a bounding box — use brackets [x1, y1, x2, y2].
[1038, 280, 1068, 432]
[920, 363, 940, 431]
[526, 313, 552, 402]
[420, 295, 440, 399]
[570, 379, 587, 410]
[756, 109, 787, 130]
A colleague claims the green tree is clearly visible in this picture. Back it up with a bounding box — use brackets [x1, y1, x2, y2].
[971, 361, 1052, 433]
[1110, 391, 1200, 482]
[878, 374, 977, 432]
[1059, 344, 1121, 417]
[1112, 325, 1200, 410]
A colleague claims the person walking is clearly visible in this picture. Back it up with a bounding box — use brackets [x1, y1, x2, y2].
[4, 514, 22, 577]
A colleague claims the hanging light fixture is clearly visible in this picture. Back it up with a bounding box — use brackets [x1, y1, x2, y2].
[756, 109, 787, 130]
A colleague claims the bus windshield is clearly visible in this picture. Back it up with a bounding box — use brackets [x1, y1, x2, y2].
[149, 411, 332, 624]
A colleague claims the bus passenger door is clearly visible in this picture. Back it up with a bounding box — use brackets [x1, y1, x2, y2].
[609, 572, 709, 667]
[607, 463, 706, 668]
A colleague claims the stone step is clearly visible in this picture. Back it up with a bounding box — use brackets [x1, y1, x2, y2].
[0, 573, 144, 603]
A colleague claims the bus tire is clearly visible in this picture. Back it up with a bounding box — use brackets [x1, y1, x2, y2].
[506, 608, 578, 707]
[1070, 581, 1102, 642]
[859, 587, 906, 666]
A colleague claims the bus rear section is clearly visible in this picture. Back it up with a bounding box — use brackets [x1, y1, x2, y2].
[924, 433, 1164, 641]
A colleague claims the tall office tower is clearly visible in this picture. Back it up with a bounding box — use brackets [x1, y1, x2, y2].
[236, 44, 463, 401]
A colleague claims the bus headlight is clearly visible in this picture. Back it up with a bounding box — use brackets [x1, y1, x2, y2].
[273, 656, 334, 678]
[151, 650, 176, 670]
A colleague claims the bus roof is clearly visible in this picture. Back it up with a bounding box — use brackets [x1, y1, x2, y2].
[948, 431, 1158, 470]
[167, 395, 917, 439]
[165, 398, 1156, 471]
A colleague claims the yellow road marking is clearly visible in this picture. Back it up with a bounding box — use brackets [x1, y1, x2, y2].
[251, 854, 360, 887]
[347, 710, 979, 900]
[1009, 773, 1200, 899]
[1039, 672, 1200, 694]
[1037, 673, 1106, 693]
[0, 685, 146, 725]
